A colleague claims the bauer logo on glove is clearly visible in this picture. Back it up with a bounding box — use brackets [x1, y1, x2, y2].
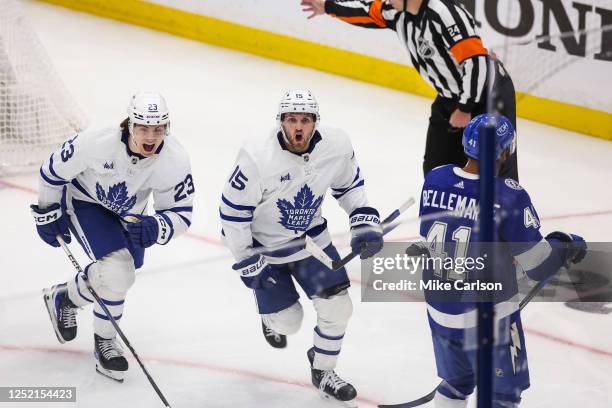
[349, 207, 384, 259]
[237, 256, 267, 277]
[349, 213, 380, 225]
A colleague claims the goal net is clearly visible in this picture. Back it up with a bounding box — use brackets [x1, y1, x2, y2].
[484, 0, 612, 132]
[0, 0, 87, 174]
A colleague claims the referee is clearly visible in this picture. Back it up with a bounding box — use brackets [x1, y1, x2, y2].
[301, 0, 518, 180]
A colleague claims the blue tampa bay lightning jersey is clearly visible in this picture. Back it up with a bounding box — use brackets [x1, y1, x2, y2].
[220, 126, 369, 264]
[37, 127, 194, 243]
[419, 165, 549, 337]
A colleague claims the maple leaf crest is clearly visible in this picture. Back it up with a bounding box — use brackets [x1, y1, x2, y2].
[95, 181, 137, 215]
[276, 184, 323, 234]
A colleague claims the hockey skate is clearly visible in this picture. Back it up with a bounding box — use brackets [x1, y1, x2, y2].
[307, 347, 357, 407]
[94, 334, 128, 382]
[261, 320, 287, 348]
[42, 283, 78, 344]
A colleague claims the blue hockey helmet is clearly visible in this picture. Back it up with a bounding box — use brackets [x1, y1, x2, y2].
[462, 113, 516, 160]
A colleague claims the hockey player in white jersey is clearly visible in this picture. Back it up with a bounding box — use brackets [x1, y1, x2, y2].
[31, 91, 194, 382]
[220, 90, 383, 407]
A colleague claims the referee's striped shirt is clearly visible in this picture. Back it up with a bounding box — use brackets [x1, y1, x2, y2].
[325, 0, 490, 112]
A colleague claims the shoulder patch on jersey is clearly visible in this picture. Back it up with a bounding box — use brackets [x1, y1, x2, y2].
[504, 178, 523, 190]
[276, 184, 323, 234]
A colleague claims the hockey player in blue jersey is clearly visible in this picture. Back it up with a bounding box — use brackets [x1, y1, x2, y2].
[220, 89, 383, 407]
[32, 91, 194, 382]
[418, 113, 586, 407]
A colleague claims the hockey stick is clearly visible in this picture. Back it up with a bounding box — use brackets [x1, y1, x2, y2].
[377, 265, 569, 408]
[56, 236, 172, 408]
[305, 197, 416, 271]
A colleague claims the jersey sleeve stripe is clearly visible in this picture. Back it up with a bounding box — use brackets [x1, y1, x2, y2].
[352, 166, 361, 183]
[368, 0, 387, 27]
[158, 207, 192, 226]
[450, 37, 487, 64]
[39, 167, 68, 186]
[326, 0, 396, 28]
[330, 14, 383, 26]
[219, 210, 253, 222]
[168, 206, 193, 213]
[221, 195, 256, 212]
[48, 154, 66, 181]
[514, 238, 551, 271]
[515, 239, 566, 281]
[331, 168, 362, 194]
[175, 213, 192, 227]
[332, 179, 365, 199]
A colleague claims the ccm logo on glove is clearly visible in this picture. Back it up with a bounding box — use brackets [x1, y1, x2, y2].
[33, 212, 60, 224]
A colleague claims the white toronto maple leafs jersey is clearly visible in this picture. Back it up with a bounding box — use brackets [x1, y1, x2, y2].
[220, 126, 369, 264]
[38, 126, 194, 241]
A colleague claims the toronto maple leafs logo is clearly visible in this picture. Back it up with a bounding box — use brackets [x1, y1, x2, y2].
[95, 181, 137, 215]
[277, 184, 323, 234]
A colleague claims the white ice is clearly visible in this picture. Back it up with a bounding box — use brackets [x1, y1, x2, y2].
[1, 1, 612, 407]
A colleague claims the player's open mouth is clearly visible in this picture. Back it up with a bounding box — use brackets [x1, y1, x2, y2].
[295, 133, 303, 143]
[143, 143, 155, 153]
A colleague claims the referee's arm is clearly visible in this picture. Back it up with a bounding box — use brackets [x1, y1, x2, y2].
[433, 3, 489, 114]
[428, 2, 489, 128]
[302, 0, 398, 29]
[450, 37, 489, 114]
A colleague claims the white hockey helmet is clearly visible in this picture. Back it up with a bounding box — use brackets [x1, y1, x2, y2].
[276, 89, 320, 123]
[127, 91, 170, 135]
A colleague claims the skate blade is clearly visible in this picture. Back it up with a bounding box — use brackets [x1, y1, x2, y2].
[42, 288, 66, 345]
[95, 365, 125, 383]
[317, 390, 358, 408]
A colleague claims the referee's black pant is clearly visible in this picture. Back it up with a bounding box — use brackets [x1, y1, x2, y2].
[422, 63, 518, 181]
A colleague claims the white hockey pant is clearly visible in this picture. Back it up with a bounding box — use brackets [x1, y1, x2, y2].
[67, 248, 136, 338]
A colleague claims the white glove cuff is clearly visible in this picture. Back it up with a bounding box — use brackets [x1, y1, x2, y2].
[236, 256, 267, 278]
[349, 212, 380, 229]
[32, 206, 62, 225]
[154, 214, 172, 245]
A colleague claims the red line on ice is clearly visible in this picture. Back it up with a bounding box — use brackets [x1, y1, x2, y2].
[523, 327, 612, 358]
[4, 178, 612, 362]
[0, 179, 38, 194]
[3, 178, 612, 246]
[0, 178, 224, 247]
[0, 344, 380, 406]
